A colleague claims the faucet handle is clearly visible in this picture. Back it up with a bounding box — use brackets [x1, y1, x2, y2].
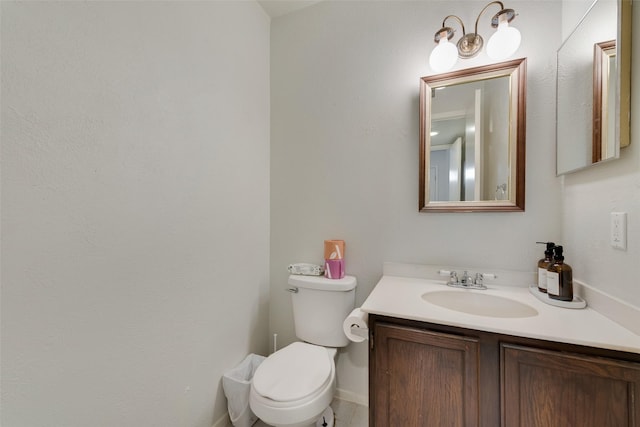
[438, 270, 458, 285]
[450, 271, 458, 285]
[474, 272, 497, 285]
[474, 273, 483, 285]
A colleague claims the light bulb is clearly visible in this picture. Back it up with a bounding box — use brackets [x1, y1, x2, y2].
[429, 37, 458, 72]
[486, 19, 521, 60]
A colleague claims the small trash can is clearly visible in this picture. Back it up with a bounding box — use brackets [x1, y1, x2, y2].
[222, 353, 266, 427]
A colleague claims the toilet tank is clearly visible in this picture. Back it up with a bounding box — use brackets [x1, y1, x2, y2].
[288, 275, 357, 347]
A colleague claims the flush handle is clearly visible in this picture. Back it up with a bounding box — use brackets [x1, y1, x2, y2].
[286, 287, 299, 293]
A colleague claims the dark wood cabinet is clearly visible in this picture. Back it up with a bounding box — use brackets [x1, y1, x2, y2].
[372, 322, 479, 426]
[502, 344, 640, 427]
[369, 315, 640, 427]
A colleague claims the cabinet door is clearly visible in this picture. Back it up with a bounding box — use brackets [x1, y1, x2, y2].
[502, 343, 640, 427]
[372, 322, 480, 426]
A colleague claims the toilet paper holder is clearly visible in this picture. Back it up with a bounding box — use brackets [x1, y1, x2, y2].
[349, 325, 369, 339]
[344, 308, 369, 342]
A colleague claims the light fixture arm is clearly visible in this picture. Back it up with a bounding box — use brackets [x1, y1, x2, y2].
[473, 1, 505, 35]
[429, 1, 521, 71]
[433, 15, 466, 44]
[442, 15, 466, 36]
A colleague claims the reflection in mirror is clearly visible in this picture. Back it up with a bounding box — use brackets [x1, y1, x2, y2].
[556, 0, 631, 175]
[593, 40, 616, 163]
[419, 58, 526, 212]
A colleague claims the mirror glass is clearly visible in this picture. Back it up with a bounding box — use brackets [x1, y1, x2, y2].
[419, 59, 526, 212]
[556, 0, 631, 175]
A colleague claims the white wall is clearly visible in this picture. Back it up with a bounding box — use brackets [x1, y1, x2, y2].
[562, 0, 594, 40]
[5, 0, 633, 421]
[1, 2, 270, 426]
[271, 0, 562, 403]
[560, 3, 640, 308]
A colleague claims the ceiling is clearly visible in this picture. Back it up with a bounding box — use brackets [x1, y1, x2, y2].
[431, 117, 466, 147]
[257, 0, 322, 18]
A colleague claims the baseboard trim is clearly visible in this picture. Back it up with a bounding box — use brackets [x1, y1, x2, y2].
[335, 388, 368, 407]
[212, 391, 368, 427]
[575, 279, 640, 336]
[211, 413, 230, 427]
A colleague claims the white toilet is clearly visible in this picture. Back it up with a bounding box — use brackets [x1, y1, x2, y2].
[249, 274, 357, 427]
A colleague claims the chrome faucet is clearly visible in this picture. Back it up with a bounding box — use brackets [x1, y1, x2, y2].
[459, 271, 473, 286]
[438, 270, 496, 290]
[474, 272, 488, 287]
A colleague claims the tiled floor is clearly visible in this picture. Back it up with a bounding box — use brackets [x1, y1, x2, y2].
[252, 398, 368, 427]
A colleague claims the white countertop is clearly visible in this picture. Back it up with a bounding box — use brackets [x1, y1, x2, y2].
[361, 275, 640, 354]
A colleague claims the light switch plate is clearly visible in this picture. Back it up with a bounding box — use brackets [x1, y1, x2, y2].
[610, 212, 627, 250]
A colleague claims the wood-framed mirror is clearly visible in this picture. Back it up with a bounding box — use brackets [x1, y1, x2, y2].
[419, 58, 527, 213]
[593, 40, 616, 163]
[556, 0, 631, 175]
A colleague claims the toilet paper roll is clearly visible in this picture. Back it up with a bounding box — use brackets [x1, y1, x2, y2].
[343, 308, 369, 343]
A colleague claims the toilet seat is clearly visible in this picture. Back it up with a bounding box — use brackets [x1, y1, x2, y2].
[252, 342, 332, 403]
[250, 342, 337, 426]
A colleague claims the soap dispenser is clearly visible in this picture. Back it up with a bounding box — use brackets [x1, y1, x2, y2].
[536, 242, 555, 293]
[547, 246, 573, 301]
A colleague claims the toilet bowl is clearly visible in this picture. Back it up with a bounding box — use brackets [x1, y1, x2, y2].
[249, 342, 338, 427]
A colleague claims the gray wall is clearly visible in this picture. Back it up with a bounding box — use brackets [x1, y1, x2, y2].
[271, 0, 563, 402]
[3, 0, 637, 421]
[561, 1, 640, 309]
[1, 2, 270, 426]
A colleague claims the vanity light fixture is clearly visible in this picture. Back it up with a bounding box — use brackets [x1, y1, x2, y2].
[429, 1, 521, 73]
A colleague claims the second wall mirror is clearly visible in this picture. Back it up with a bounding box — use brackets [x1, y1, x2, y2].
[419, 58, 527, 212]
[556, 0, 631, 175]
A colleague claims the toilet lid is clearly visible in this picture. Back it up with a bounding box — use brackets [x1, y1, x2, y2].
[252, 342, 332, 402]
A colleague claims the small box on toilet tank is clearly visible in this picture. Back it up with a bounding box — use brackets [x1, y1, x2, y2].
[324, 239, 345, 279]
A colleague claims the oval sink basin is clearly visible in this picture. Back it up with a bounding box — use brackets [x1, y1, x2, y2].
[422, 290, 538, 318]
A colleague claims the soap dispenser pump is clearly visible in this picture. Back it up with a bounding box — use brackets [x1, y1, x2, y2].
[536, 241, 555, 293]
[547, 245, 573, 301]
